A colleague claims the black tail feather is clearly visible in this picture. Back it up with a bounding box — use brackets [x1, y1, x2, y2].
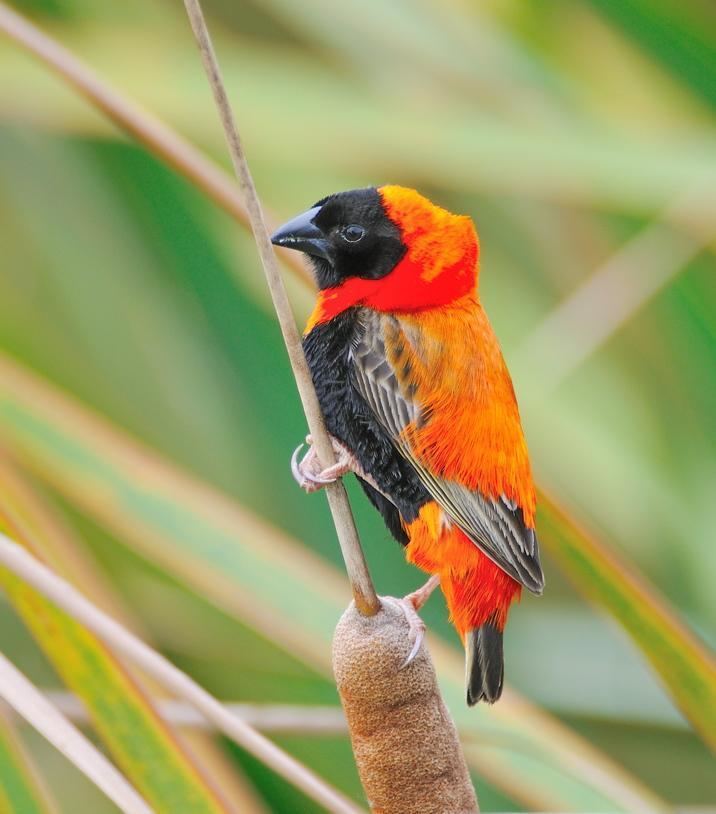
[466, 623, 504, 705]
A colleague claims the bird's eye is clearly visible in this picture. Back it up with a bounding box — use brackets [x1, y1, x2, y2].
[341, 224, 365, 243]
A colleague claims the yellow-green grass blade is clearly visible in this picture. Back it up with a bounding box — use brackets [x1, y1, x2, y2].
[0, 456, 269, 814]
[0, 474, 234, 813]
[585, 0, 716, 111]
[0, 352, 668, 811]
[0, 549, 231, 814]
[0, 710, 58, 814]
[538, 488, 716, 752]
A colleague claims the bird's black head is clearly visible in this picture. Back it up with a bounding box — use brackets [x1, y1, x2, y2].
[270, 187, 406, 289]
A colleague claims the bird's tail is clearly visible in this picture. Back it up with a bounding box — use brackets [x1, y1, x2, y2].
[405, 519, 518, 705]
[465, 622, 504, 705]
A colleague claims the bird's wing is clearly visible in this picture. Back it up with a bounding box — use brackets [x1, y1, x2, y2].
[350, 310, 544, 594]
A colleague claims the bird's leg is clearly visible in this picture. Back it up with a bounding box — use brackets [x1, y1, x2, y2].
[290, 434, 359, 493]
[385, 575, 441, 669]
[406, 574, 441, 611]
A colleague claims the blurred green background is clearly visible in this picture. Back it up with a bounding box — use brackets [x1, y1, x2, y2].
[0, 0, 715, 811]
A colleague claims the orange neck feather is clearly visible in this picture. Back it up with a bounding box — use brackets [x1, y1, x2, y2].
[306, 186, 479, 332]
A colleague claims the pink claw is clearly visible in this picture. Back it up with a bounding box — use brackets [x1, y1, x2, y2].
[290, 443, 304, 484]
[382, 576, 440, 669]
[401, 623, 426, 669]
[290, 441, 343, 492]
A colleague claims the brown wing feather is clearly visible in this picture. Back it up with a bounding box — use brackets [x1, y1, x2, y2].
[351, 310, 544, 594]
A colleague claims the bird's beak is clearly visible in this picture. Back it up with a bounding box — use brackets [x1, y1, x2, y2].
[270, 206, 331, 261]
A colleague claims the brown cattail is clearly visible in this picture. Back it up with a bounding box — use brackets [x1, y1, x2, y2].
[333, 599, 479, 814]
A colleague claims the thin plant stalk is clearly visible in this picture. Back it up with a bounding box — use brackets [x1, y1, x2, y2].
[12, 694, 349, 735]
[0, 651, 154, 814]
[182, 0, 379, 617]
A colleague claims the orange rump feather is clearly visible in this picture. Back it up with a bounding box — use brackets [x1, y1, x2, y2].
[404, 502, 521, 636]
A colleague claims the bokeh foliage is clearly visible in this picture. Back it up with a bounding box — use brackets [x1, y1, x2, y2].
[0, 0, 715, 810]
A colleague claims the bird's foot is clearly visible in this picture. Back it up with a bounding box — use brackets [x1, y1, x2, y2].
[385, 575, 441, 669]
[290, 434, 357, 493]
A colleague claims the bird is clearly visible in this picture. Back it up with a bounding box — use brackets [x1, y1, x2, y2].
[271, 186, 543, 704]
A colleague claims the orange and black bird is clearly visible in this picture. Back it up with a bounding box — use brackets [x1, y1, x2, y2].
[272, 186, 543, 704]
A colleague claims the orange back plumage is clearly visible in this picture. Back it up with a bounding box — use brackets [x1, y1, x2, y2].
[386, 297, 536, 527]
